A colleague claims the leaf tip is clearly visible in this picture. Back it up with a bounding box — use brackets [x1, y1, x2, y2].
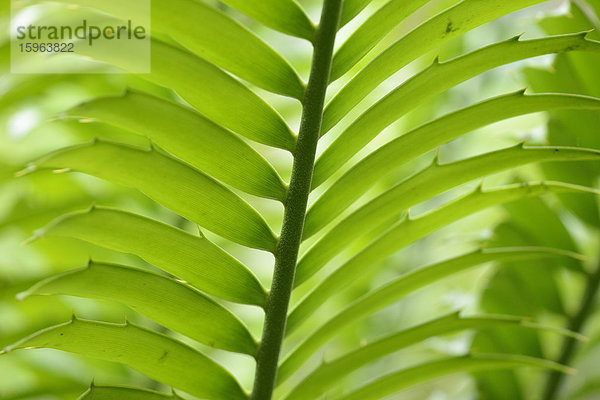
[512, 32, 525, 41]
[15, 290, 29, 302]
[15, 164, 37, 178]
[476, 179, 485, 192]
[582, 29, 595, 39]
[20, 231, 42, 247]
[432, 148, 441, 165]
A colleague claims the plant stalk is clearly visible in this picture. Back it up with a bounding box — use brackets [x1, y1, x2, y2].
[250, 1, 342, 398]
[542, 255, 600, 400]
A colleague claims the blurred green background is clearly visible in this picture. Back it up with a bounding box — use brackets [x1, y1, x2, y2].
[1, 0, 600, 399]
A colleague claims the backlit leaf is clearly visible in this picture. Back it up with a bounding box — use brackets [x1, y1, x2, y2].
[219, 0, 315, 41]
[78, 39, 296, 151]
[1, 318, 248, 400]
[19, 262, 258, 355]
[291, 182, 599, 333]
[306, 92, 600, 237]
[279, 248, 582, 383]
[337, 354, 573, 400]
[32, 207, 267, 306]
[299, 145, 600, 286]
[65, 90, 288, 201]
[318, 33, 600, 184]
[24, 140, 278, 252]
[325, 0, 548, 128]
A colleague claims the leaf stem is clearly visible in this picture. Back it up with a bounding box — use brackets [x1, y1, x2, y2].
[250, 1, 342, 398]
[542, 255, 600, 400]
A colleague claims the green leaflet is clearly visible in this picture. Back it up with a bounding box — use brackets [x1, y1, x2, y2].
[339, 0, 373, 27]
[333, 0, 429, 80]
[220, 0, 315, 41]
[78, 385, 183, 400]
[77, 39, 295, 151]
[279, 248, 582, 385]
[289, 182, 600, 335]
[337, 354, 573, 400]
[19, 262, 258, 355]
[283, 310, 582, 398]
[306, 92, 600, 238]
[23, 0, 304, 98]
[297, 144, 600, 286]
[24, 140, 278, 252]
[65, 90, 288, 201]
[1, 318, 248, 400]
[325, 0, 547, 127]
[31, 207, 267, 306]
[316, 33, 600, 185]
[152, 0, 304, 98]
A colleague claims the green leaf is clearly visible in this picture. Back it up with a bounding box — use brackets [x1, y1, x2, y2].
[325, 0, 548, 129]
[337, 354, 574, 400]
[153, 0, 305, 98]
[298, 144, 600, 286]
[18, 262, 258, 355]
[317, 33, 600, 184]
[340, 0, 374, 28]
[78, 39, 296, 151]
[279, 248, 583, 384]
[290, 182, 599, 334]
[31, 0, 305, 98]
[65, 90, 288, 201]
[31, 207, 267, 306]
[24, 139, 278, 252]
[333, 0, 429, 80]
[306, 92, 600, 238]
[78, 385, 183, 400]
[283, 310, 581, 398]
[1, 318, 248, 400]
[219, 0, 315, 41]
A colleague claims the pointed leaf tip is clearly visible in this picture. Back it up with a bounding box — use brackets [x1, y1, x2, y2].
[15, 165, 36, 178]
[512, 32, 525, 41]
[15, 290, 29, 302]
[19, 238, 33, 247]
